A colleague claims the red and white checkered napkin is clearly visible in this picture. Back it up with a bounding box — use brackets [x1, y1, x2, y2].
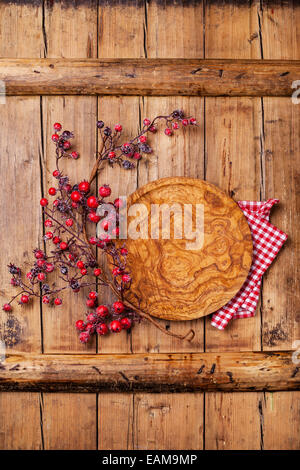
[211, 199, 288, 330]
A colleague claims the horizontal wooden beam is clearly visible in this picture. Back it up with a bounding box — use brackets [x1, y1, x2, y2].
[0, 59, 299, 96]
[0, 352, 299, 392]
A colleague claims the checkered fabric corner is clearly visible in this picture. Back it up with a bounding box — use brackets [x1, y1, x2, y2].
[211, 199, 288, 330]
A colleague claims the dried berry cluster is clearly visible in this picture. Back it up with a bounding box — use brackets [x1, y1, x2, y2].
[2, 111, 197, 343]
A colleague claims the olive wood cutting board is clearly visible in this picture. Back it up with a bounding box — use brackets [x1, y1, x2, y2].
[116, 177, 253, 321]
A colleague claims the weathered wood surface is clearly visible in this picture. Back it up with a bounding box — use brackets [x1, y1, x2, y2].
[123, 177, 252, 321]
[0, 58, 299, 96]
[0, 0, 299, 452]
[0, 352, 299, 392]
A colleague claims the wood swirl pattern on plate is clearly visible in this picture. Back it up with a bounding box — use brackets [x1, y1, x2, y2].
[116, 177, 253, 321]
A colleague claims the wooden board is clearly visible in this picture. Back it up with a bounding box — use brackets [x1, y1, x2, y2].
[0, 58, 299, 96]
[1, 352, 299, 393]
[121, 177, 252, 321]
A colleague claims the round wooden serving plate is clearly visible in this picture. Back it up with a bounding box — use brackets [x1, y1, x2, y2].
[117, 177, 253, 321]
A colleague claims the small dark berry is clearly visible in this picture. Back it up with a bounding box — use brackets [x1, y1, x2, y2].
[97, 120, 104, 129]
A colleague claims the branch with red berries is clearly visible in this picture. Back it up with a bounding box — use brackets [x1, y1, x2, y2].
[2, 110, 197, 344]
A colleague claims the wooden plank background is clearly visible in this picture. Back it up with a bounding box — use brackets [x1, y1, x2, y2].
[0, 0, 299, 450]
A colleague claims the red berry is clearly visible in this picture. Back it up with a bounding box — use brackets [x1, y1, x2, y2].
[77, 260, 85, 269]
[71, 151, 79, 159]
[37, 259, 45, 268]
[63, 140, 71, 150]
[86, 299, 95, 308]
[53, 199, 59, 207]
[114, 198, 123, 208]
[88, 291, 97, 300]
[78, 181, 90, 193]
[164, 128, 172, 136]
[133, 152, 141, 160]
[120, 317, 132, 330]
[139, 135, 147, 143]
[149, 125, 157, 133]
[182, 119, 189, 126]
[120, 248, 128, 256]
[87, 313, 95, 322]
[20, 295, 29, 304]
[96, 305, 109, 318]
[26, 272, 33, 279]
[79, 331, 90, 343]
[40, 198, 48, 207]
[37, 272, 46, 281]
[110, 320, 122, 333]
[75, 320, 85, 331]
[94, 268, 102, 277]
[122, 274, 131, 283]
[71, 202, 78, 209]
[63, 184, 72, 192]
[48, 187, 56, 196]
[42, 296, 50, 304]
[112, 267, 121, 276]
[96, 323, 109, 335]
[53, 236, 61, 245]
[99, 185, 111, 198]
[35, 250, 44, 259]
[52, 133, 59, 142]
[53, 122, 62, 131]
[44, 219, 53, 227]
[45, 263, 54, 273]
[54, 297, 62, 306]
[3, 303, 12, 312]
[89, 236, 98, 245]
[68, 254, 75, 261]
[85, 322, 94, 332]
[189, 118, 197, 125]
[172, 122, 179, 130]
[87, 196, 99, 208]
[65, 218, 73, 227]
[113, 301, 125, 314]
[71, 191, 82, 202]
[115, 124, 122, 132]
[81, 268, 88, 275]
[53, 169, 60, 177]
[143, 118, 151, 126]
[60, 241, 68, 250]
[88, 212, 100, 223]
[45, 231, 53, 239]
[108, 151, 116, 159]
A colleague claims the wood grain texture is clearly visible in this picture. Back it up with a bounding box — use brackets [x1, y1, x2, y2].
[42, 393, 97, 450]
[260, 3, 300, 351]
[0, 58, 299, 96]
[204, 1, 263, 451]
[122, 177, 252, 321]
[132, 0, 205, 353]
[1, 352, 299, 393]
[0, 392, 42, 450]
[204, 0, 262, 352]
[42, 1, 98, 353]
[262, 392, 300, 450]
[98, 393, 134, 450]
[0, 3, 43, 354]
[205, 392, 262, 450]
[97, 2, 144, 353]
[133, 393, 203, 450]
